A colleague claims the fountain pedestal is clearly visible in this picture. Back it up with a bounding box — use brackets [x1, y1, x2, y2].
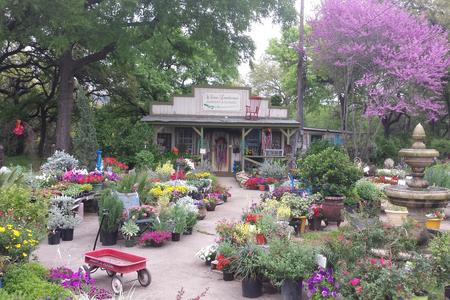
[384, 124, 450, 244]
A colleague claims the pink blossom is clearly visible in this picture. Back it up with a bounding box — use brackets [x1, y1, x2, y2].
[350, 278, 360, 286]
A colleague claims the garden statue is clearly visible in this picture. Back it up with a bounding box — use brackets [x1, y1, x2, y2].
[385, 124, 450, 244]
[384, 158, 394, 169]
[96, 150, 103, 171]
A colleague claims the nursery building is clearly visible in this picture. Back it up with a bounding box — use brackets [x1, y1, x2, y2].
[143, 87, 345, 174]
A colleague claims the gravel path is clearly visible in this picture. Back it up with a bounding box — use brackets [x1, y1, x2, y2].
[35, 177, 282, 300]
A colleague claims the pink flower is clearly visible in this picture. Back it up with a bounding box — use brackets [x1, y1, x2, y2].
[380, 257, 386, 266]
[370, 258, 377, 265]
[356, 286, 363, 294]
[350, 278, 360, 286]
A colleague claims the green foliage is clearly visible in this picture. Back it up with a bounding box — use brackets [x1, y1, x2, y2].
[0, 166, 26, 188]
[120, 220, 140, 239]
[0, 185, 48, 229]
[425, 163, 450, 188]
[115, 172, 148, 195]
[303, 139, 343, 158]
[99, 190, 124, 233]
[40, 150, 79, 177]
[73, 87, 99, 170]
[430, 138, 450, 158]
[169, 205, 187, 234]
[259, 160, 286, 179]
[280, 193, 312, 217]
[370, 136, 409, 166]
[4, 262, 71, 300]
[232, 244, 264, 280]
[134, 150, 156, 170]
[354, 179, 382, 203]
[298, 148, 362, 197]
[262, 239, 315, 284]
[429, 232, 450, 286]
[217, 240, 237, 257]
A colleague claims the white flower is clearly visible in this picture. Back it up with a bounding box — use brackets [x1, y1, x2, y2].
[0, 167, 11, 174]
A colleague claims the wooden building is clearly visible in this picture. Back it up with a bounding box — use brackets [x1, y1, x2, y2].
[142, 87, 345, 174]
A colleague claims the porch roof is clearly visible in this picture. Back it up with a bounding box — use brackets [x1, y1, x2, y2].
[142, 114, 301, 128]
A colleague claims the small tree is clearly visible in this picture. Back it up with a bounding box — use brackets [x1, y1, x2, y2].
[73, 87, 98, 170]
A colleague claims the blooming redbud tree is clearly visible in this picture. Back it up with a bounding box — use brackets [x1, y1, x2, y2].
[309, 0, 450, 135]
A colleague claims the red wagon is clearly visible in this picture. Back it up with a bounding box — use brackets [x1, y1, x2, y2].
[83, 248, 151, 294]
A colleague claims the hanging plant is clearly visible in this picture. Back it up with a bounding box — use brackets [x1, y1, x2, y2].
[13, 120, 24, 136]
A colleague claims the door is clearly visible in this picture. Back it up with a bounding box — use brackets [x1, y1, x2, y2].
[212, 134, 229, 172]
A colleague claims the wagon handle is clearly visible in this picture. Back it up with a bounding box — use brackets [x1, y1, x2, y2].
[93, 209, 109, 251]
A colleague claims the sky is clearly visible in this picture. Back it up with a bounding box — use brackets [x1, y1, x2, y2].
[238, 0, 322, 81]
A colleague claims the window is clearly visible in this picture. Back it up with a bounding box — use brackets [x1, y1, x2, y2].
[176, 128, 195, 154]
[157, 133, 172, 152]
[311, 134, 323, 143]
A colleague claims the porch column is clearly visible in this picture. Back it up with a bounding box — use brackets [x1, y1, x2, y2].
[153, 126, 161, 146]
[241, 128, 253, 172]
[192, 126, 204, 164]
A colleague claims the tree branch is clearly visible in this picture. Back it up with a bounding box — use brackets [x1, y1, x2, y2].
[74, 43, 116, 70]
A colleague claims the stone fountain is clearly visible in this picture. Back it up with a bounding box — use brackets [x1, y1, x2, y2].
[385, 123, 450, 244]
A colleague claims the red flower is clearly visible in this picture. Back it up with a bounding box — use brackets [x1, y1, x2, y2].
[216, 255, 232, 271]
[104, 157, 129, 170]
[170, 170, 186, 180]
[350, 278, 360, 286]
[245, 213, 261, 224]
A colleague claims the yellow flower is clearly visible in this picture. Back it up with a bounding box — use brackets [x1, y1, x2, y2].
[26, 229, 32, 233]
[12, 230, 20, 237]
[22, 253, 27, 257]
[23, 240, 28, 245]
[28, 233, 32, 237]
[7, 224, 13, 229]
[15, 244, 21, 248]
[0, 226, 5, 233]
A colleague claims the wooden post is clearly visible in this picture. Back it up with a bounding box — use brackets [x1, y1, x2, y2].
[241, 128, 245, 172]
[200, 127, 204, 164]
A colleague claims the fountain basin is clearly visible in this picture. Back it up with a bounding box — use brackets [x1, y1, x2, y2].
[385, 185, 450, 208]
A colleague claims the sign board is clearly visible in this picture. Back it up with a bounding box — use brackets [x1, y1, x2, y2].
[200, 148, 206, 154]
[202, 92, 241, 112]
[316, 254, 327, 269]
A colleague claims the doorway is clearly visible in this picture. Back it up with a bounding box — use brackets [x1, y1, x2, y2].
[211, 133, 229, 173]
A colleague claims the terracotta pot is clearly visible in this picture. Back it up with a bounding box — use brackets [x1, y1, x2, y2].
[255, 233, 267, 245]
[308, 217, 322, 231]
[385, 209, 408, 226]
[322, 196, 345, 226]
[425, 218, 442, 230]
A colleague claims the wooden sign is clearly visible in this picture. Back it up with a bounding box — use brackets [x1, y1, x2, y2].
[202, 92, 241, 111]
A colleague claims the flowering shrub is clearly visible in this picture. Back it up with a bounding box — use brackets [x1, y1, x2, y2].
[139, 231, 171, 245]
[176, 158, 195, 171]
[215, 254, 236, 272]
[281, 192, 313, 217]
[170, 170, 186, 180]
[308, 204, 324, 219]
[155, 161, 174, 180]
[216, 219, 237, 242]
[104, 156, 128, 170]
[0, 221, 38, 261]
[41, 150, 79, 177]
[149, 183, 188, 199]
[49, 266, 112, 299]
[244, 177, 265, 189]
[245, 213, 261, 225]
[305, 268, 339, 299]
[196, 244, 218, 263]
[62, 170, 105, 184]
[126, 205, 157, 220]
[272, 186, 292, 199]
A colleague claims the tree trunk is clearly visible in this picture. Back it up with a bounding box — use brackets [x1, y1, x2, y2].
[55, 51, 75, 152]
[339, 94, 347, 131]
[38, 106, 47, 158]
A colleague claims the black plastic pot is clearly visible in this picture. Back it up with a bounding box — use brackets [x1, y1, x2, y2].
[445, 285, 450, 299]
[48, 231, 61, 245]
[281, 279, 302, 300]
[223, 271, 234, 281]
[124, 238, 136, 247]
[171, 232, 181, 241]
[61, 228, 74, 241]
[308, 217, 322, 231]
[242, 278, 263, 298]
[184, 227, 193, 235]
[101, 230, 118, 246]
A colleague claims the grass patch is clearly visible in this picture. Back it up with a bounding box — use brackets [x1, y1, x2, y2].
[4, 155, 41, 171]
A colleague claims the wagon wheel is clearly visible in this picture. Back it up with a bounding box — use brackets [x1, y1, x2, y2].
[137, 269, 152, 287]
[106, 270, 116, 277]
[82, 265, 92, 278]
[111, 275, 123, 295]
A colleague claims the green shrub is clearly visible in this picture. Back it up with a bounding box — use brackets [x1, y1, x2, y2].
[354, 179, 382, 202]
[0, 185, 48, 228]
[303, 139, 343, 158]
[99, 190, 124, 233]
[370, 136, 408, 166]
[135, 150, 156, 170]
[430, 138, 450, 158]
[429, 231, 450, 286]
[425, 163, 450, 188]
[259, 160, 286, 179]
[4, 262, 72, 300]
[298, 148, 362, 197]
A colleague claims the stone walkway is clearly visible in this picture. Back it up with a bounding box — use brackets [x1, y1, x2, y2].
[35, 177, 281, 300]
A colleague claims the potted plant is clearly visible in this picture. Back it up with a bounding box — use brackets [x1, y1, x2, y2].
[404, 254, 437, 300]
[98, 190, 124, 246]
[139, 230, 171, 247]
[281, 193, 312, 234]
[184, 211, 198, 235]
[255, 215, 276, 245]
[232, 244, 265, 298]
[47, 205, 63, 245]
[195, 200, 207, 220]
[169, 205, 187, 241]
[354, 179, 382, 216]
[429, 232, 450, 299]
[425, 209, 445, 230]
[305, 267, 339, 299]
[120, 220, 140, 247]
[299, 148, 362, 226]
[204, 197, 217, 212]
[307, 204, 323, 231]
[261, 239, 315, 300]
[54, 197, 81, 241]
[216, 241, 237, 281]
[196, 244, 218, 266]
[384, 203, 408, 226]
[0, 256, 10, 288]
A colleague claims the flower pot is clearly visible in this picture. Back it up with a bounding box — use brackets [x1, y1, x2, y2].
[206, 203, 216, 211]
[308, 217, 322, 231]
[242, 278, 263, 298]
[61, 228, 74, 241]
[281, 279, 303, 300]
[322, 196, 345, 226]
[184, 227, 193, 235]
[223, 271, 234, 281]
[198, 208, 207, 220]
[149, 240, 164, 247]
[385, 209, 408, 226]
[255, 233, 267, 245]
[92, 183, 104, 192]
[101, 230, 118, 246]
[171, 232, 181, 241]
[219, 194, 228, 202]
[124, 238, 137, 247]
[48, 231, 61, 245]
[425, 218, 442, 230]
[263, 281, 279, 294]
[258, 185, 266, 191]
[205, 260, 212, 266]
[299, 216, 307, 233]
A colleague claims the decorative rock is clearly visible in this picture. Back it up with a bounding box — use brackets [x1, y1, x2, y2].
[384, 158, 395, 169]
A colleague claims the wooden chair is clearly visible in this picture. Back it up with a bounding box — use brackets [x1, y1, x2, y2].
[245, 96, 262, 120]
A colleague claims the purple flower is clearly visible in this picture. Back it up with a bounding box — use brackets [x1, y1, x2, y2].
[321, 287, 330, 297]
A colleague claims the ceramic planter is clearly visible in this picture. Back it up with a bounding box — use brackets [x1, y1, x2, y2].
[223, 271, 234, 281]
[101, 230, 118, 246]
[385, 209, 408, 226]
[171, 232, 181, 241]
[425, 218, 442, 230]
[308, 217, 322, 231]
[61, 228, 74, 241]
[48, 231, 61, 245]
[281, 279, 303, 300]
[323, 196, 345, 226]
[242, 277, 263, 298]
